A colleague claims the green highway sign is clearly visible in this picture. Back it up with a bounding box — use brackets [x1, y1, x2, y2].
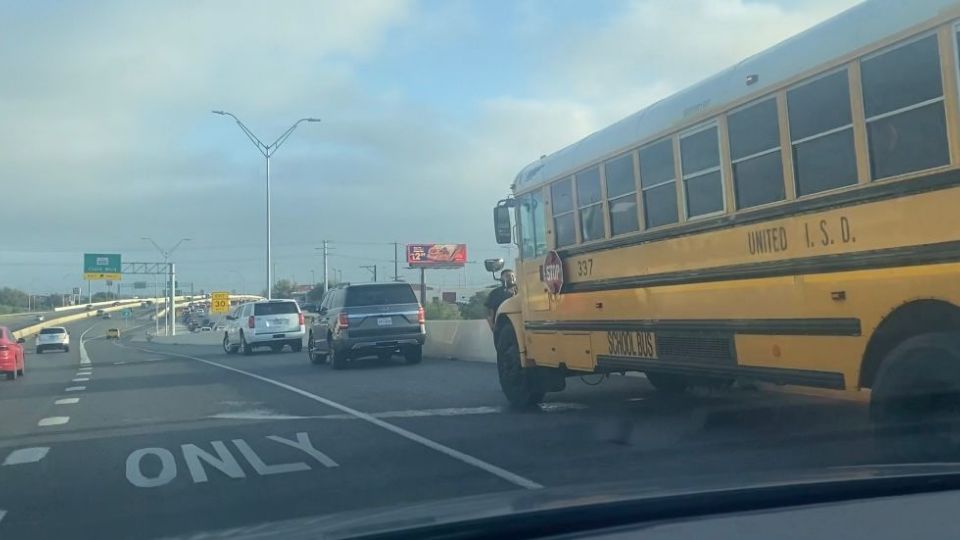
[84, 253, 122, 281]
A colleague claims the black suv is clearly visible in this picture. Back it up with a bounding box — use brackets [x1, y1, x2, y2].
[307, 283, 425, 369]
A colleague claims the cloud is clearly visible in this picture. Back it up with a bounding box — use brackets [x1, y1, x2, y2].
[0, 0, 861, 291]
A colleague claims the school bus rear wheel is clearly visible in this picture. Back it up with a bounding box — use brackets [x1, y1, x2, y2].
[871, 333, 960, 461]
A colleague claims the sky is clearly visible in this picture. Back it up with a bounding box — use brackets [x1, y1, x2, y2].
[0, 0, 860, 296]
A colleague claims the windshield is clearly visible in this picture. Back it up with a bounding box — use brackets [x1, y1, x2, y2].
[38, 328, 65, 335]
[346, 285, 418, 307]
[8, 1, 960, 539]
[253, 302, 299, 316]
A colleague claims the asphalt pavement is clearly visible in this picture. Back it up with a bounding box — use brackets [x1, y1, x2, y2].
[0, 313, 881, 539]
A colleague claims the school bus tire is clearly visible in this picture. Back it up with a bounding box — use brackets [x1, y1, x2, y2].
[644, 372, 690, 393]
[495, 324, 544, 409]
[871, 333, 960, 461]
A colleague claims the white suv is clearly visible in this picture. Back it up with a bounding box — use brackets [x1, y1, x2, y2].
[223, 300, 305, 355]
[36, 327, 70, 354]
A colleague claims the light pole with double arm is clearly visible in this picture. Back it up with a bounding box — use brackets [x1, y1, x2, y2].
[211, 111, 321, 300]
[141, 237, 191, 335]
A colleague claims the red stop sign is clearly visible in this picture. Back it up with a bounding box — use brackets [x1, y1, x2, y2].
[542, 250, 564, 294]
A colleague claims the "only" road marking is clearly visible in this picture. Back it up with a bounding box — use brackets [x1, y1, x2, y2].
[125, 344, 543, 490]
[125, 432, 337, 488]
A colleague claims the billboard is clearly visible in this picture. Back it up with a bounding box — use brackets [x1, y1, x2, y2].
[406, 244, 467, 268]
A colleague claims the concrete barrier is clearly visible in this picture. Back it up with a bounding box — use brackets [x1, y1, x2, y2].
[11, 302, 147, 340]
[424, 320, 496, 364]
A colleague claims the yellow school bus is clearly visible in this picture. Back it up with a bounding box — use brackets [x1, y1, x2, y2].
[491, 0, 960, 455]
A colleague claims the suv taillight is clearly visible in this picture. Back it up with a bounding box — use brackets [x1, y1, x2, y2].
[298, 312, 305, 326]
[338, 312, 349, 329]
[417, 306, 425, 324]
[247, 316, 255, 329]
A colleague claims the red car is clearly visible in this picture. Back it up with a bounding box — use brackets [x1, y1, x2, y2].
[0, 326, 26, 380]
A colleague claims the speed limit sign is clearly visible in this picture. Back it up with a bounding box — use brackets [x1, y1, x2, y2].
[211, 291, 231, 314]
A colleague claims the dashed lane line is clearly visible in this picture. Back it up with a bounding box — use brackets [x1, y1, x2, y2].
[124, 344, 544, 490]
[65, 386, 86, 392]
[55, 398, 80, 405]
[38, 417, 69, 427]
[2, 447, 50, 466]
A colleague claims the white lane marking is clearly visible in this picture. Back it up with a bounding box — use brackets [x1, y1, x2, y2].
[65, 386, 86, 392]
[55, 398, 80, 405]
[3, 447, 50, 466]
[72, 377, 90, 382]
[267, 432, 338, 468]
[0, 509, 6, 525]
[128, 346, 543, 490]
[210, 410, 319, 421]
[79, 323, 97, 366]
[126, 448, 177, 488]
[38, 416, 69, 427]
[210, 404, 587, 422]
[232, 439, 310, 476]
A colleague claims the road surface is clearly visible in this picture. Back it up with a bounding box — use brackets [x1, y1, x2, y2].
[0, 314, 879, 539]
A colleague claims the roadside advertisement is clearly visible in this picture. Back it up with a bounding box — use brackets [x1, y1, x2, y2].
[406, 244, 467, 268]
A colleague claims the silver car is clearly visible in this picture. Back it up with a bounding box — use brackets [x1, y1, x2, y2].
[307, 283, 425, 369]
[35, 327, 70, 354]
[223, 299, 305, 355]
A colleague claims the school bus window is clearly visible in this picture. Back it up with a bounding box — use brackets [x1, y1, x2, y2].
[518, 190, 547, 259]
[788, 69, 858, 196]
[551, 178, 576, 247]
[576, 166, 604, 242]
[604, 153, 639, 236]
[728, 98, 785, 209]
[639, 138, 678, 228]
[680, 126, 724, 218]
[862, 33, 949, 180]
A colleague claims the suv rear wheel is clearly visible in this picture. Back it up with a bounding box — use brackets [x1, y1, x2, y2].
[403, 345, 422, 365]
[308, 334, 327, 365]
[331, 348, 349, 370]
[239, 333, 253, 356]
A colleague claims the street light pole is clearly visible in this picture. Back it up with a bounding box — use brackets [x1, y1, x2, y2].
[212, 110, 321, 300]
[142, 237, 190, 336]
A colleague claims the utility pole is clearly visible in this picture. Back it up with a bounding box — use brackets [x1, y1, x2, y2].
[360, 265, 377, 282]
[322, 240, 329, 292]
[393, 242, 400, 281]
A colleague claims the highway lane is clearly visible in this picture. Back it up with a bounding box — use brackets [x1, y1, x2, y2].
[0, 317, 880, 539]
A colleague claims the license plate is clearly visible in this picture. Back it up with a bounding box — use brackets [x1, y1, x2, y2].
[377, 317, 393, 326]
[606, 331, 658, 359]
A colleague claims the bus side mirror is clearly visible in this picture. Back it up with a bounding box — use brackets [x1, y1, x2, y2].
[494, 206, 512, 244]
[484, 258, 505, 273]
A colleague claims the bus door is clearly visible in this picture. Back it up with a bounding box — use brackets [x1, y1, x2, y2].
[517, 189, 549, 312]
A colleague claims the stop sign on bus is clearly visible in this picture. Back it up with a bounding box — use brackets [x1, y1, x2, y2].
[543, 251, 563, 294]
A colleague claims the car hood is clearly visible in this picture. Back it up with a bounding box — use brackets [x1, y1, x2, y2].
[165, 463, 960, 540]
